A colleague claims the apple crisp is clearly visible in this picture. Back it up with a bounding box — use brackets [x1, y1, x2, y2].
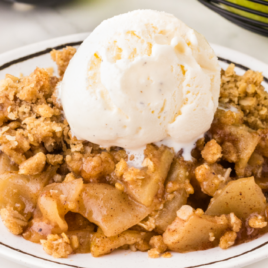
[0, 47, 268, 259]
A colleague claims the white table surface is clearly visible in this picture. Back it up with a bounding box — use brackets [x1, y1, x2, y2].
[0, 0, 268, 267]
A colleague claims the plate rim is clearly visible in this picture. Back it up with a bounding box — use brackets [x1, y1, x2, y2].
[0, 33, 268, 268]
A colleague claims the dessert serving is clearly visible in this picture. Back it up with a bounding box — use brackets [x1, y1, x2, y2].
[0, 10, 268, 260]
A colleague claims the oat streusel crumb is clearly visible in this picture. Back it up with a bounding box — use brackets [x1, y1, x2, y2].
[219, 231, 237, 250]
[220, 63, 268, 129]
[0, 207, 27, 235]
[41, 233, 73, 258]
[228, 213, 242, 233]
[50, 47, 76, 77]
[201, 139, 222, 164]
[248, 215, 267, 229]
[19, 152, 46, 175]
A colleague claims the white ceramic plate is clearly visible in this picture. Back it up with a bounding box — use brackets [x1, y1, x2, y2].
[0, 33, 268, 268]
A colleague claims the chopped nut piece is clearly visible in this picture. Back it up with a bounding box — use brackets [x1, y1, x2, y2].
[0, 207, 27, 235]
[41, 233, 73, 258]
[219, 231, 237, 250]
[248, 215, 267, 229]
[19, 152, 46, 175]
[201, 139, 222, 164]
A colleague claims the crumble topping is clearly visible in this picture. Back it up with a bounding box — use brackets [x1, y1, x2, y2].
[219, 231, 237, 250]
[0, 207, 27, 235]
[41, 233, 73, 258]
[248, 214, 267, 229]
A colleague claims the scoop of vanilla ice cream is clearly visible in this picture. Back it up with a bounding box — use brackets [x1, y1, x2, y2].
[61, 10, 220, 150]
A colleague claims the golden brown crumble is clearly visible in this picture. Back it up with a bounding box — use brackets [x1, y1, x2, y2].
[47, 154, 63, 165]
[219, 231, 237, 250]
[148, 235, 167, 258]
[90, 229, 150, 257]
[0, 46, 268, 259]
[148, 248, 161, 258]
[19, 152, 46, 175]
[115, 158, 128, 177]
[50, 47, 76, 77]
[228, 213, 242, 233]
[195, 163, 230, 196]
[220, 63, 268, 129]
[248, 214, 267, 229]
[0, 207, 27, 235]
[66, 151, 115, 182]
[201, 139, 222, 164]
[41, 233, 73, 258]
